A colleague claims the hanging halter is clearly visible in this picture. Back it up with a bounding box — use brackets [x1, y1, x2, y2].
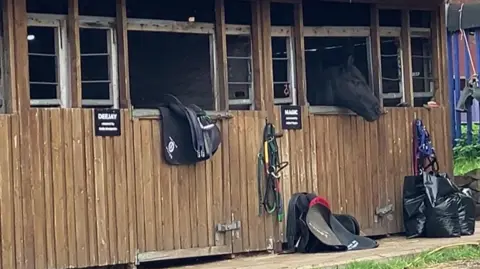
[413, 119, 439, 175]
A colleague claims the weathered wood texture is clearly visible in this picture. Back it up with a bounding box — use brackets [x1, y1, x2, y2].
[0, 107, 452, 269]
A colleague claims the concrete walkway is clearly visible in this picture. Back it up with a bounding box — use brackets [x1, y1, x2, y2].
[179, 222, 480, 269]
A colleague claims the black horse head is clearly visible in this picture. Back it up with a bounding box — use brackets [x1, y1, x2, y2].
[332, 55, 382, 122]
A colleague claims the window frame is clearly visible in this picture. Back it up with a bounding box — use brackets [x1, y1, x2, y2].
[271, 26, 296, 106]
[225, 24, 254, 108]
[379, 27, 433, 104]
[27, 13, 69, 107]
[79, 17, 119, 108]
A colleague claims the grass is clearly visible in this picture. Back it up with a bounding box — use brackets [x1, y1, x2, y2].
[343, 245, 480, 269]
[454, 158, 480, 176]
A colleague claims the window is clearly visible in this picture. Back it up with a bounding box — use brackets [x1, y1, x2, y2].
[79, 27, 118, 108]
[272, 36, 295, 105]
[27, 17, 68, 107]
[271, 2, 295, 105]
[410, 10, 434, 106]
[225, 0, 254, 110]
[380, 37, 404, 107]
[226, 34, 253, 108]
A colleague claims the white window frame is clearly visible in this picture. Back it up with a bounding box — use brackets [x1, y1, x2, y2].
[272, 26, 296, 105]
[27, 13, 69, 107]
[379, 27, 433, 102]
[380, 36, 405, 101]
[79, 16, 119, 108]
[225, 24, 254, 108]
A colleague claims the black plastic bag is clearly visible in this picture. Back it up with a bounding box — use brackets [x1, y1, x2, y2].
[457, 188, 476, 235]
[423, 172, 461, 238]
[403, 175, 426, 238]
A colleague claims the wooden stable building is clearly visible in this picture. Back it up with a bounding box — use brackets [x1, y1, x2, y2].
[0, 0, 451, 268]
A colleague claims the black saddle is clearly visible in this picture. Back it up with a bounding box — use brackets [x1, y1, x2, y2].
[159, 94, 221, 165]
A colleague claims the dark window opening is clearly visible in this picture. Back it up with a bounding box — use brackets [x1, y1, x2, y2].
[79, 0, 116, 17]
[380, 37, 403, 107]
[410, 10, 431, 28]
[225, 0, 252, 25]
[305, 37, 371, 106]
[227, 35, 252, 109]
[126, 0, 215, 23]
[303, 1, 370, 27]
[411, 37, 433, 104]
[28, 26, 59, 106]
[128, 31, 214, 110]
[270, 2, 294, 26]
[27, 0, 68, 14]
[379, 9, 401, 27]
[272, 37, 294, 104]
[80, 28, 112, 104]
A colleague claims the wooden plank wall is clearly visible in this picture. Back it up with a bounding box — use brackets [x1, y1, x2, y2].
[0, 106, 452, 269]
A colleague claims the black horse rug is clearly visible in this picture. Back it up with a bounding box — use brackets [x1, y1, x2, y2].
[159, 94, 221, 165]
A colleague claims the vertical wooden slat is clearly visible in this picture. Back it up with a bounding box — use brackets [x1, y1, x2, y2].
[401, 9, 413, 106]
[150, 122, 164, 251]
[238, 112, 250, 250]
[362, 119, 374, 231]
[30, 109, 47, 269]
[370, 4, 383, 103]
[51, 109, 68, 268]
[215, 0, 228, 110]
[105, 137, 117, 263]
[245, 112, 260, 250]
[229, 112, 243, 253]
[212, 123, 226, 247]
[188, 164, 198, 248]
[63, 110, 78, 267]
[293, 2, 306, 106]
[0, 115, 15, 269]
[132, 119, 146, 251]
[68, 0, 82, 107]
[116, 119, 129, 261]
[140, 120, 155, 251]
[116, 0, 130, 108]
[170, 163, 181, 250]
[72, 109, 89, 267]
[221, 115, 232, 249]
[93, 127, 109, 264]
[83, 109, 98, 265]
[195, 159, 208, 248]
[42, 110, 56, 268]
[123, 110, 137, 259]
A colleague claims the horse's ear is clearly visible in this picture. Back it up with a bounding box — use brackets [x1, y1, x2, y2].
[346, 55, 354, 67]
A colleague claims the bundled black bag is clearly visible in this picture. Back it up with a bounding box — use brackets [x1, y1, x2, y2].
[457, 188, 476, 235]
[403, 175, 426, 238]
[403, 172, 475, 238]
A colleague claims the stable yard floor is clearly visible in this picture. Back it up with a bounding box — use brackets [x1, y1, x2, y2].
[178, 222, 480, 269]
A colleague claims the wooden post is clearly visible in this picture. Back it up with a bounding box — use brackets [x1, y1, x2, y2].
[401, 9, 413, 106]
[370, 4, 383, 106]
[3, 0, 17, 112]
[260, 0, 275, 120]
[215, 0, 229, 111]
[116, 0, 131, 108]
[68, 0, 81, 107]
[11, 0, 35, 269]
[251, 0, 265, 110]
[293, 2, 306, 106]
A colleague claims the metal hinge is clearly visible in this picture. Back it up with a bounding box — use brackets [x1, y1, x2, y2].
[216, 220, 241, 233]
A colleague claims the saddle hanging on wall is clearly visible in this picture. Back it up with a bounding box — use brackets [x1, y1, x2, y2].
[158, 94, 221, 165]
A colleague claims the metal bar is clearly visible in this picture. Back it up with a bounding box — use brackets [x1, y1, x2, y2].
[447, 33, 456, 146]
[30, 81, 58, 85]
[380, 54, 399, 57]
[226, 56, 252, 60]
[453, 32, 462, 142]
[413, 92, 434, 98]
[228, 82, 252, 85]
[28, 53, 57, 57]
[411, 55, 432, 59]
[274, 97, 293, 104]
[475, 30, 480, 143]
[228, 99, 252, 105]
[80, 53, 109, 57]
[382, 77, 401, 81]
[272, 57, 288, 60]
[30, 98, 61, 106]
[81, 80, 111, 84]
[82, 99, 114, 106]
[382, 92, 403, 99]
